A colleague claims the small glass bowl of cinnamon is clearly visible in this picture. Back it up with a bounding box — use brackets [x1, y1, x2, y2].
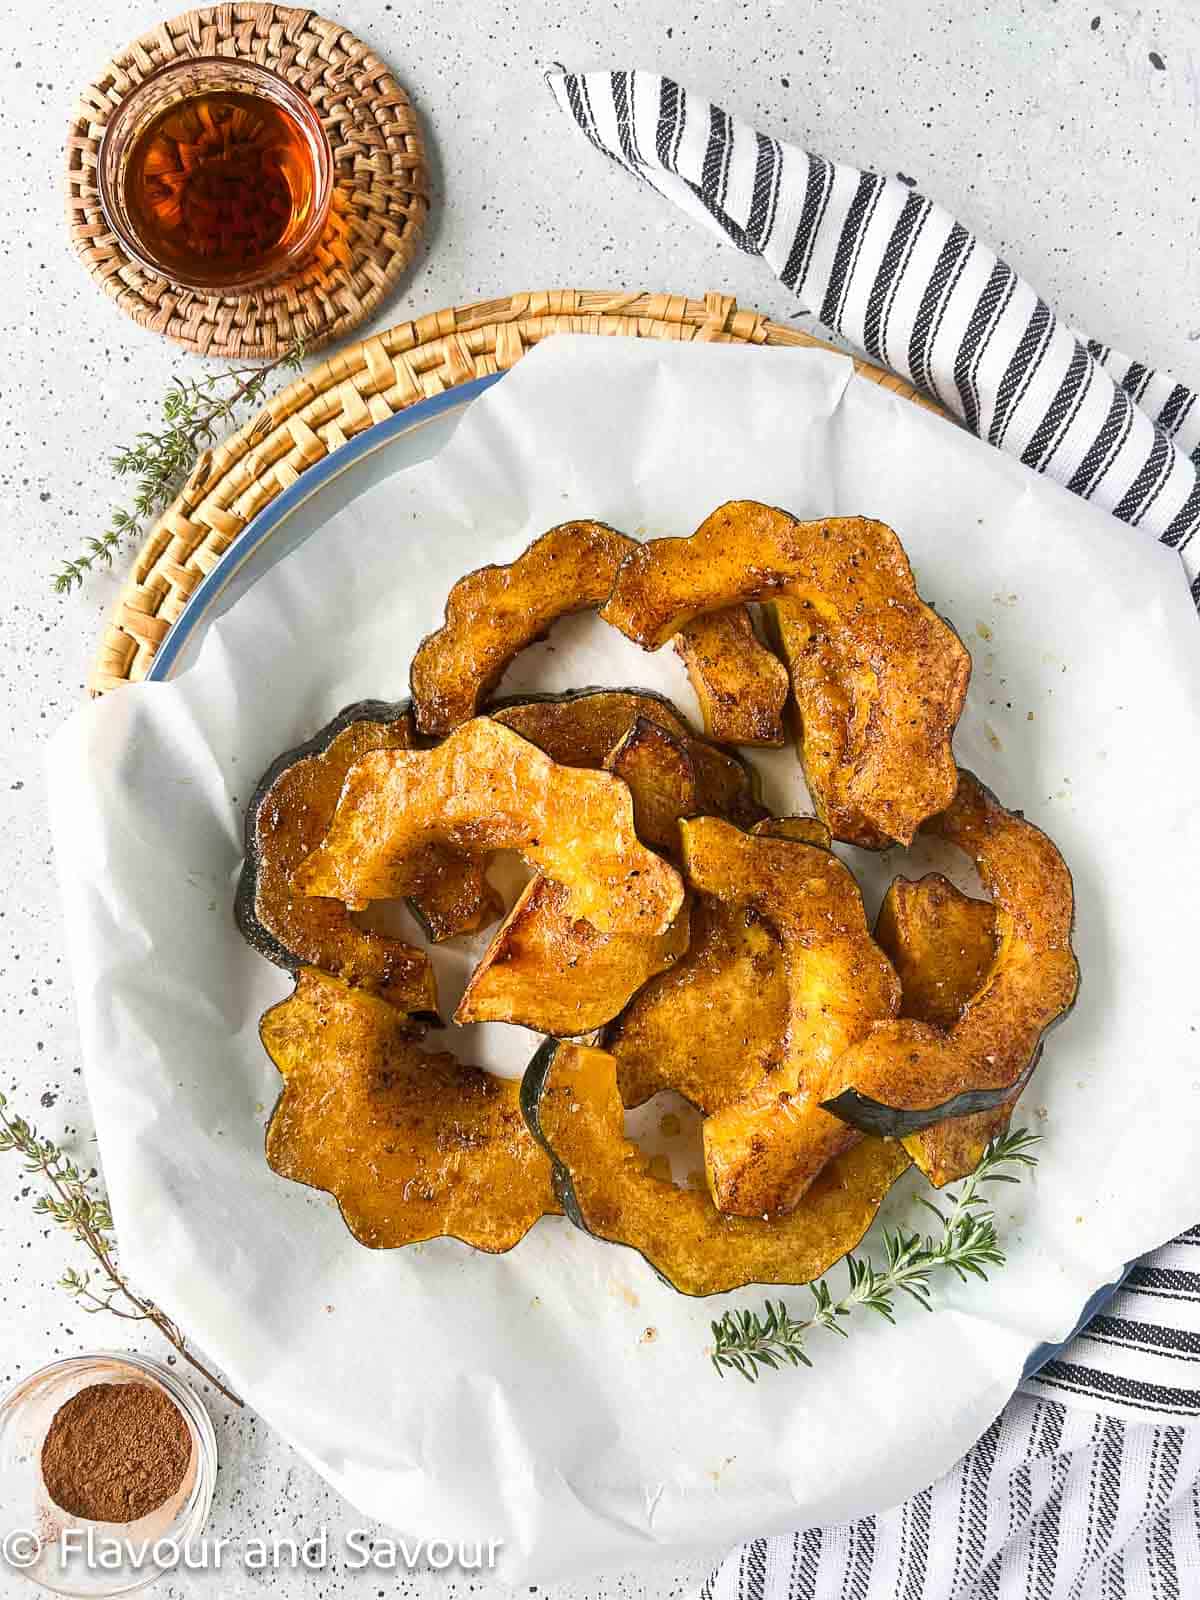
[0, 1351, 217, 1595]
[97, 55, 333, 296]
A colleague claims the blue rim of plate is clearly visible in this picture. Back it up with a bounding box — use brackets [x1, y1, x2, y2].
[144, 360, 1130, 1379]
[147, 373, 503, 683]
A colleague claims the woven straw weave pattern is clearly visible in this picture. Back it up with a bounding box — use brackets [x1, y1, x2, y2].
[89, 288, 939, 693]
[65, 3, 428, 358]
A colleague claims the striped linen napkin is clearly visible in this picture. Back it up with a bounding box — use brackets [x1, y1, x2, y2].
[699, 1389, 1200, 1600]
[547, 69, 1200, 605]
[547, 68, 1200, 1599]
[694, 1236, 1200, 1600]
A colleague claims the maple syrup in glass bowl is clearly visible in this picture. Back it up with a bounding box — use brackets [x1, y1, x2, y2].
[98, 56, 333, 296]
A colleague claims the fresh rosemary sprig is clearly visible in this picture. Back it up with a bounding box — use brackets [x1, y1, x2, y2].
[52, 340, 306, 595]
[0, 1091, 242, 1407]
[710, 1127, 1040, 1383]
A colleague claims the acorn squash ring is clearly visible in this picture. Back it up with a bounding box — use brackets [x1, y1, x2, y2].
[235, 698, 501, 1021]
[410, 520, 787, 745]
[816, 770, 1079, 1182]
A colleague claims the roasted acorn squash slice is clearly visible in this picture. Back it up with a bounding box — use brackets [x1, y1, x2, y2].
[600, 715, 698, 855]
[520, 1039, 909, 1296]
[296, 717, 685, 936]
[490, 688, 766, 826]
[681, 817, 901, 1218]
[237, 701, 495, 1018]
[874, 873, 997, 1031]
[609, 816, 831, 1113]
[410, 521, 787, 744]
[455, 718, 694, 1035]
[674, 606, 788, 747]
[261, 969, 558, 1250]
[874, 874, 1015, 1186]
[765, 600, 892, 851]
[411, 521, 636, 735]
[601, 500, 971, 847]
[755, 815, 837, 847]
[455, 876, 691, 1035]
[820, 772, 1078, 1182]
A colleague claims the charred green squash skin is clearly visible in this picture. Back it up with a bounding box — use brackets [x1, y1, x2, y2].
[520, 1038, 695, 1294]
[821, 1047, 1043, 1136]
[237, 699, 407, 963]
[521, 1037, 584, 1225]
[239, 694, 524, 1014]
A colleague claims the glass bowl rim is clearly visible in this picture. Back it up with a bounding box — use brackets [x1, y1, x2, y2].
[95, 53, 334, 297]
[0, 1349, 219, 1597]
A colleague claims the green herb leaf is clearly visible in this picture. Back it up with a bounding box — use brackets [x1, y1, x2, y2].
[708, 1127, 1040, 1382]
[52, 340, 305, 595]
[0, 1096, 242, 1405]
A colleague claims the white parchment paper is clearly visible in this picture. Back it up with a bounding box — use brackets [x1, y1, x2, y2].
[48, 339, 1200, 1583]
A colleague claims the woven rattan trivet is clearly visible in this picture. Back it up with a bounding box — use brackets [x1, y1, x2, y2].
[89, 288, 942, 693]
[66, 4, 427, 359]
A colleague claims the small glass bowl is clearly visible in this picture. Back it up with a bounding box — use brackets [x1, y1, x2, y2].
[97, 55, 333, 296]
[0, 1352, 217, 1596]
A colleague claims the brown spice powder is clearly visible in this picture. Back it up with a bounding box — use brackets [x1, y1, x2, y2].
[40, 1382, 191, 1523]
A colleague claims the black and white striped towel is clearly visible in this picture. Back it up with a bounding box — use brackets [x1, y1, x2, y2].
[698, 1392, 1200, 1600]
[689, 1229, 1200, 1599]
[547, 69, 1200, 605]
[548, 67, 1200, 1598]
[1025, 1227, 1200, 1424]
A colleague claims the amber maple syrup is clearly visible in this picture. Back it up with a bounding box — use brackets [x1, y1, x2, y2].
[123, 89, 321, 285]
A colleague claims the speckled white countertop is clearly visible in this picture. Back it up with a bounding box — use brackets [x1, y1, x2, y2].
[1, 2, 1196, 1596]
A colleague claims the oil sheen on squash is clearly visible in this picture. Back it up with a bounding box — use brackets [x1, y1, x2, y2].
[410, 521, 638, 735]
[873, 873, 1020, 1186]
[295, 718, 684, 936]
[601, 500, 971, 847]
[456, 717, 696, 1035]
[680, 817, 902, 1218]
[521, 1040, 909, 1296]
[674, 605, 788, 747]
[608, 816, 831, 1113]
[236, 700, 496, 1017]
[819, 771, 1079, 1183]
[491, 688, 766, 826]
[409, 517, 799, 759]
[261, 969, 558, 1251]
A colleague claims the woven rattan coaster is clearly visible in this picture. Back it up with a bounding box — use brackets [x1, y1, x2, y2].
[65, 4, 428, 359]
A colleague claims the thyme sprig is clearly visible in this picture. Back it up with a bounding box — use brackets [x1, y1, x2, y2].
[710, 1127, 1040, 1383]
[52, 340, 306, 594]
[0, 1092, 242, 1407]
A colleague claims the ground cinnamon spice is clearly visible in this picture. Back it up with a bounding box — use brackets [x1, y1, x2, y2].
[40, 1382, 191, 1522]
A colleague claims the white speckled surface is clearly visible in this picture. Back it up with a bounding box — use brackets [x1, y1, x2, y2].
[1, 2, 1196, 1595]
